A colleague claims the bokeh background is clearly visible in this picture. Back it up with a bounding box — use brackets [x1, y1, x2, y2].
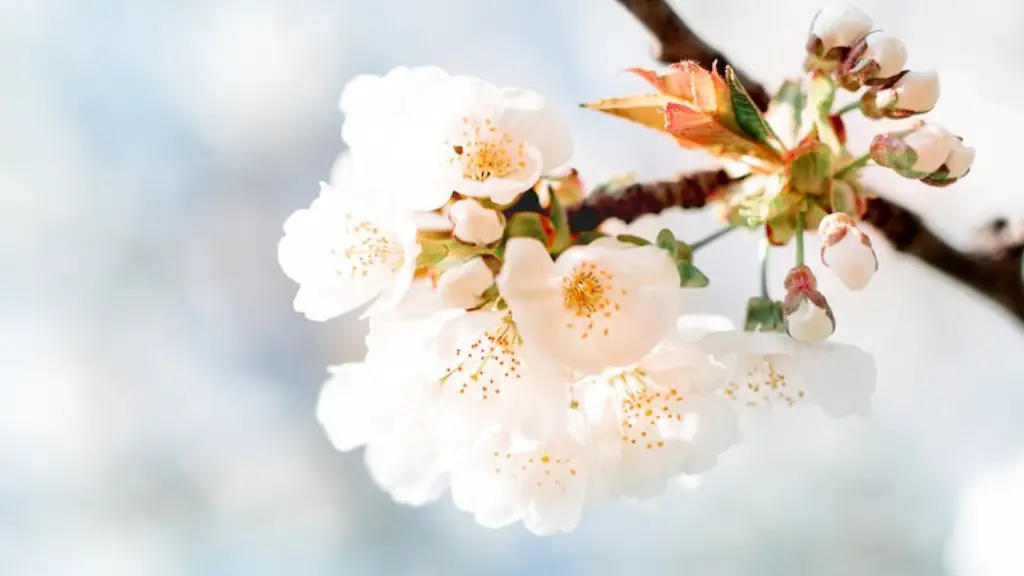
[4, 0, 1024, 574]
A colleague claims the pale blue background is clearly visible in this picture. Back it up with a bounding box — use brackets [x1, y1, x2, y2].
[3, 0, 1024, 574]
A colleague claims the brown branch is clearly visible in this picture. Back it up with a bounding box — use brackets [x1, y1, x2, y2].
[612, 0, 770, 110]
[587, 0, 1024, 325]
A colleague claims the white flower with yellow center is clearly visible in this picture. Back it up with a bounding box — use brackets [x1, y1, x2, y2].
[497, 237, 683, 374]
[434, 309, 571, 449]
[428, 76, 573, 205]
[581, 327, 739, 500]
[449, 419, 588, 535]
[697, 327, 876, 418]
[277, 177, 420, 322]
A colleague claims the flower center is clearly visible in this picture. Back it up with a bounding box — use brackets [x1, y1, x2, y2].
[610, 370, 685, 450]
[723, 356, 805, 408]
[561, 261, 622, 339]
[443, 313, 523, 400]
[332, 215, 402, 278]
[451, 117, 526, 182]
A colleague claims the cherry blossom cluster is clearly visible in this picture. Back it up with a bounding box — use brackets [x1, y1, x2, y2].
[279, 5, 972, 535]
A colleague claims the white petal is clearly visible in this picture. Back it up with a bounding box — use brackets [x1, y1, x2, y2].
[906, 124, 955, 174]
[497, 237, 557, 296]
[824, 232, 877, 291]
[316, 363, 380, 452]
[450, 199, 505, 245]
[811, 5, 873, 51]
[892, 70, 940, 113]
[437, 257, 495, 309]
[673, 394, 740, 474]
[945, 139, 976, 179]
[675, 314, 737, 341]
[364, 414, 448, 506]
[863, 35, 907, 79]
[786, 298, 835, 344]
[795, 342, 877, 417]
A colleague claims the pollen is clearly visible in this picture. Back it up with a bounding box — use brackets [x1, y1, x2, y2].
[562, 261, 618, 339]
[609, 369, 684, 449]
[331, 214, 402, 278]
[449, 119, 526, 182]
[441, 312, 524, 400]
[723, 357, 805, 408]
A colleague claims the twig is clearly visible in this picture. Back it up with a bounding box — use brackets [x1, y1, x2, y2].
[589, 0, 1024, 326]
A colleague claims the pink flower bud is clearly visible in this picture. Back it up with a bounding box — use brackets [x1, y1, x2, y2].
[783, 265, 836, 343]
[449, 199, 505, 245]
[818, 213, 877, 291]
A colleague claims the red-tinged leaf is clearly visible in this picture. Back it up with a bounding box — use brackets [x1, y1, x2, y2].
[629, 61, 729, 115]
[665, 102, 781, 166]
[582, 94, 673, 134]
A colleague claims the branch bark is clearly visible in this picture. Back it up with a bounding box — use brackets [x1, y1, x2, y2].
[587, 0, 1024, 325]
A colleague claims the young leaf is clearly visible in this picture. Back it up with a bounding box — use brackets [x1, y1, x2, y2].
[787, 139, 833, 195]
[616, 234, 650, 247]
[507, 212, 554, 248]
[677, 261, 710, 288]
[416, 238, 450, 268]
[744, 297, 785, 332]
[547, 188, 572, 254]
[725, 66, 778, 148]
[655, 228, 678, 257]
[805, 72, 842, 154]
[581, 94, 673, 135]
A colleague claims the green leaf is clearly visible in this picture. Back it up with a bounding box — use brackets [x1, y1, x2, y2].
[415, 238, 449, 268]
[788, 141, 833, 195]
[774, 80, 806, 128]
[574, 230, 606, 245]
[677, 261, 709, 288]
[675, 240, 693, 263]
[655, 228, 677, 258]
[726, 67, 777, 148]
[547, 188, 572, 254]
[616, 234, 650, 247]
[506, 212, 553, 247]
[744, 297, 785, 332]
[829, 180, 858, 215]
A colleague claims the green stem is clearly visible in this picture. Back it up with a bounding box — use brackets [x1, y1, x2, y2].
[795, 212, 806, 267]
[836, 100, 862, 116]
[690, 225, 737, 251]
[833, 152, 872, 180]
[759, 236, 770, 298]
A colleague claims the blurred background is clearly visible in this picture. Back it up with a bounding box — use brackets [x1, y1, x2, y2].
[3, 0, 1024, 574]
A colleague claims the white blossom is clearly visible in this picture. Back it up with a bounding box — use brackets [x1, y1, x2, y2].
[277, 177, 420, 322]
[581, 327, 739, 499]
[427, 76, 573, 205]
[449, 419, 588, 535]
[497, 237, 683, 374]
[698, 329, 877, 418]
[436, 257, 495, 310]
[808, 5, 873, 55]
[819, 213, 878, 291]
[450, 198, 505, 245]
[433, 309, 572, 448]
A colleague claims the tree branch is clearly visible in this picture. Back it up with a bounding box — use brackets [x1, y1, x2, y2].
[585, 0, 1024, 325]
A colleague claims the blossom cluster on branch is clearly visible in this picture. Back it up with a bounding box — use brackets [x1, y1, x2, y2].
[278, 4, 973, 535]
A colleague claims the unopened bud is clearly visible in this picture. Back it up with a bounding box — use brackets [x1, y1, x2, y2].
[871, 122, 956, 178]
[839, 34, 907, 89]
[450, 199, 505, 245]
[818, 213, 877, 291]
[783, 265, 836, 343]
[806, 6, 874, 63]
[436, 257, 494, 309]
[922, 137, 975, 187]
[862, 70, 940, 119]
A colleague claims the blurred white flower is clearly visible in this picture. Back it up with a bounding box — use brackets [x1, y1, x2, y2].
[497, 237, 683, 374]
[449, 418, 588, 536]
[581, 326, 739, 500]
[433, 310, 571, 448]
[436, 257, 494, 310]
[819, 213, 878, 291]
[698, 328, 877, 418]
[277, 179, 420, 321]
[429, 76, 573, 205]
[450, 198, 505, 245]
